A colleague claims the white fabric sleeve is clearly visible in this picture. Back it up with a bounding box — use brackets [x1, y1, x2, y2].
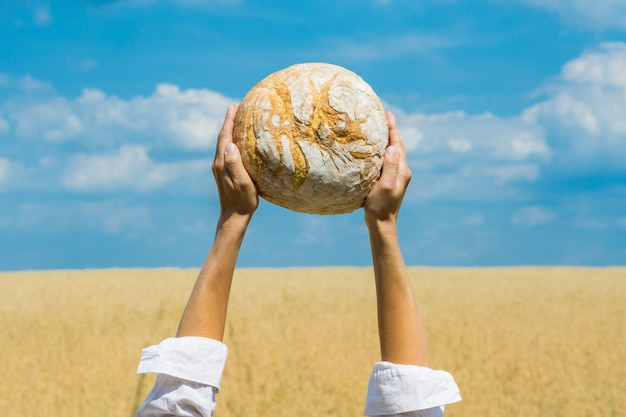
[364, 361, 461, 417]
[135, 337, 228, 417]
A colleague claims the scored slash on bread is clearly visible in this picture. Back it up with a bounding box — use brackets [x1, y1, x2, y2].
[233, 63, 388, 215]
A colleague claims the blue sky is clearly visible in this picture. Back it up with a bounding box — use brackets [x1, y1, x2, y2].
[1, 0, 625, 270]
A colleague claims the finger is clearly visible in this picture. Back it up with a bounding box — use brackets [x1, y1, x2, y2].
[378, 145, 400, 189]
[224, 143, 254, 189]
[386, 110, 412, 175]
[214, 104, 239, 169]
[386, 111, 408, 156]
[386, 111, 400, 148]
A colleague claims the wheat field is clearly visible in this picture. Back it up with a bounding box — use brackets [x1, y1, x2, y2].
[0, 267, 624, 417]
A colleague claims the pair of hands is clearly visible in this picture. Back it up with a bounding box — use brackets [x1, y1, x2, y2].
[212, 104, 412, 228]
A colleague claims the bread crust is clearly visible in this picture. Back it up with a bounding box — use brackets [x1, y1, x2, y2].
[233, 63, 388, 215]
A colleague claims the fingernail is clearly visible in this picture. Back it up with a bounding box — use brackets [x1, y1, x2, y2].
[386, 145, 398, 158]
[225, 143, 237, 154]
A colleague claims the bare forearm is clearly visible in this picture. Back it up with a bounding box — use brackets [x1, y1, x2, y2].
[176, 214, 251, 340]
[174, 104, 258, 340]
[368, 219, 428, 366]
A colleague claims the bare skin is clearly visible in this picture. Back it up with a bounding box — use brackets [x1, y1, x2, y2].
[176, 104, 258, 340]
[175, 106, 427, 366]
[364, 112, 428, 366]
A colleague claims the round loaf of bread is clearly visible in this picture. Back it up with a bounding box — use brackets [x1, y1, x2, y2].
[233, 63, 388, 215]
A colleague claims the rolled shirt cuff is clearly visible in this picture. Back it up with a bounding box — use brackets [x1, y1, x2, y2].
[137, 336, 228, 391]
[364, 361, 462, 416]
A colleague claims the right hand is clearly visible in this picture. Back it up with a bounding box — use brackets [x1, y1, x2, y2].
[212, 105, 259, 225]
[364, 111, 412, 227]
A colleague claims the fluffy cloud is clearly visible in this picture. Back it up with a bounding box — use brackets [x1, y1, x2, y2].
[63, 145, 210, 191]
[523, 42, 626, 167]
[3, 42, 626, 202]
[7, 83, 234, 149]
[519, 0, 626, 30]
[0, 73, 53, 93]
[394, 41, 626, 201]
[18, 74, 53, 93]
[560, 42, 626, 88]
[390, 108, 548, 201]
[12, 97, 84, 141]
[1, 79, 231, 193]
[398, 110, 548, 161]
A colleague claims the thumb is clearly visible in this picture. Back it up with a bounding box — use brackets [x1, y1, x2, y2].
[378, 145, 400, 188]
[224, 143, 251, 185]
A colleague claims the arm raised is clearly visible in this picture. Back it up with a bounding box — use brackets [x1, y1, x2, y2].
[176, 104, 259, 340]
[364, 112, 427, 366]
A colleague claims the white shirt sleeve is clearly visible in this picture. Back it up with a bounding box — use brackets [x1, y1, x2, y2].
[134, 338, 460, 417]
[364, 361, 462, 417]
[135, 337, 228, 417]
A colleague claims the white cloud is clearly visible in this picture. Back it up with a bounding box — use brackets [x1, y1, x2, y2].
[4, 41, 626, 204]
[8, 83, 234, 149]
[151, 83, 230, 149]
[447, 138, 472, 153]
[2, 78, 233, 194]
[12, 97, 84, 141]
[64, 145, 159, 191]
[396, 110, 549, 161]
[389, 107, 548, 201]
[523, 42, 626, 163]
[62, 145, 210, 192]
[561, 42, 626, 88]
[512, 206, 554, 226]
[482, 164, 539, 183]
[396, 42, 626, 202]
[519, 0, 626, 30]
[18, 74, 52, 93]
[0, 73, 51, 93]
[388, 42, 626, 202]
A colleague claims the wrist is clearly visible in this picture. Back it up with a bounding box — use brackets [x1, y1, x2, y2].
[217, 212, 253, 234]
[366, 219, 400, 247]
[365, 215, 398, 233]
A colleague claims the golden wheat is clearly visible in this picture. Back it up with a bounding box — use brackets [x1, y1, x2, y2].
[0, 267, 624, 417]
